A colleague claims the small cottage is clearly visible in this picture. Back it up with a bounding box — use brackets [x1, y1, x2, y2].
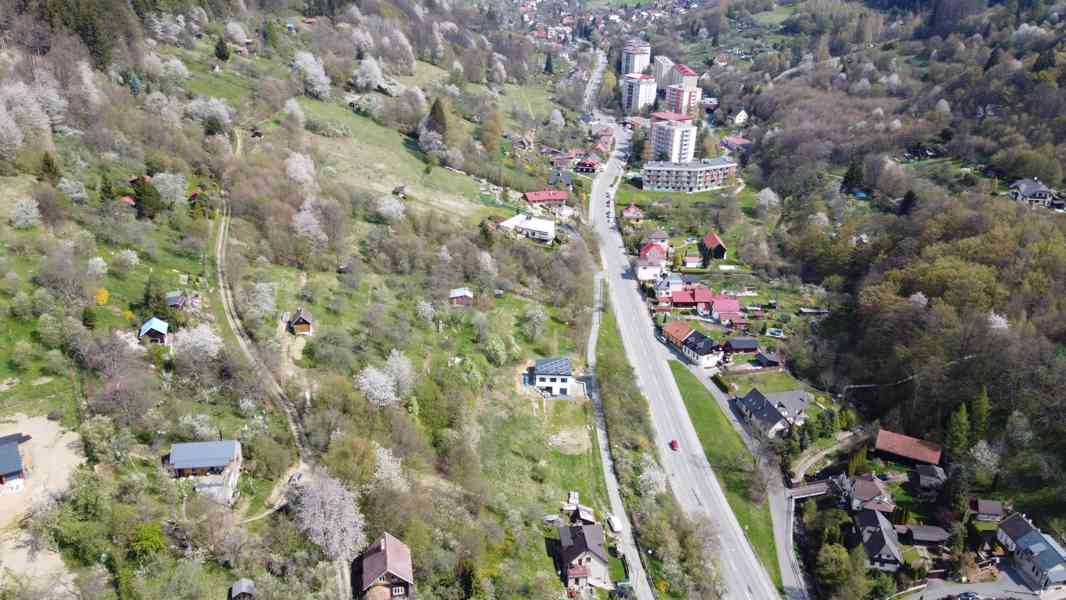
[700, 232, 727, 261]
[287, 308, 314, 336]
[164, 440, 242, 504]
[165, 291, 189, 310]
[353, 533, 415, 600]
[0, 440, 24, 490]
[449, 288, 474, 306]
[138, 317, 169, 345]
[558, 524, 611, 590]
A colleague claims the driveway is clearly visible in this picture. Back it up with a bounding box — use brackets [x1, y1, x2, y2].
[902, 568, 1038, 599]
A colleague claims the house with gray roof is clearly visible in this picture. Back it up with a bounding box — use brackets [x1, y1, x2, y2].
[1009, 178, 1060, 208]
[914, 464, 947, 498]
[998, 513, 1066, 592]
[138, 316, 169, 345]
[532, 357, 576, 397]
[0, 441, 24, 489]
[854, 509, 903, 572]
[735, 388, 812, 438]
[353, 532, 414, 600]
[558, 524, 610, 591]
[164, 440, 242, 505]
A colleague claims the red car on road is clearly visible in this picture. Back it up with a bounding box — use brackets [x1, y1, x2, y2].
[669, 440, 680, 451]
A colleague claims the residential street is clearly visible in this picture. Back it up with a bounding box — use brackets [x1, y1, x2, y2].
[587, 110, 783, 600]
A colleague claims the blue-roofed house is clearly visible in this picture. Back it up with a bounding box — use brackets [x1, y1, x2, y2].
[0, 442, 24, 490]
[139, 317, 169, 345]
[164, 440, 242, 504]
[532, 357, 575, 397]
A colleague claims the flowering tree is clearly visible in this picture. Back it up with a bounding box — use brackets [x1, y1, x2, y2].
[384, 349, 414, 398]
[416, 301, 435, 323]
[373, 195, 405, 223]
[373, 443, 409, 492]
[478, 251, 497, 277]
[352, 57, 386, 92]
[242, 282, 277, 323]
[162, 58, 190, 81]
[171, 324, 224, 359]
[284, 98, 305, 126]
[111, 249, 140, 275]
[293, 51, 331, 99]
[58, 177, 88, 203]
[356, 365, 398, 407]
[290, 473, 367, 560]
[523, 304, 547, 341]
[153, 172, 188, 207]
[87, 257, 108, 279]
[10, 197, 41, 229]
[285, 153, 317, 190]
[185, 97, 233, 128]
[0, 106, 23, 160]
[225, 21, 248, 44]
[292, 199, 328, 246]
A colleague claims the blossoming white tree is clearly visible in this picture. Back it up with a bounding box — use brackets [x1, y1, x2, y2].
[290, 473, 367, 560]
[293, 51, 331, 99]
[356, 365, 398, 407]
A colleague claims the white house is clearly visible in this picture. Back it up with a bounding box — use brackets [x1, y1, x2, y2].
[498, 214, 556, 242]
[635, 257, 665, 281]
[532, 357, 575, 397]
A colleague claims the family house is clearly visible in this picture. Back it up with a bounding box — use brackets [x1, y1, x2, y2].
[874, 429, 942, 465]
[914, 464, 947, 498]
[682, 330, 720, 368]
[899, 524, 950, 547]
[558, 524, 611, 590]
[710, 294, 743, 324]
[621, 203, 645, 224]
[683, 251, 703, 269]
[449, 288, 474, 306]
[854, 509, 903, 572]
[669, 284, 715, 314]
[0, 438, 24, 490]
[662, 320, 694, 347]
[287, 308, 314, 336]
[532, 357, 575, 397]
[164, 440, 242, 505]
[138, 317, 169, 345]
[721, 135, 753, 153]
[998, 513, 1066, 592]
[525, 189, 569, 210]
[736, 388, 811, 438]
[974, 498, 1005, 523]
[635, 257, 665, 282]
[643, 231, 671, 253]
[700, 232, 727, 261]
[498, 214, 556, 242]
[353, 533, 415, 600]
[755, 349, 782, 368]
[833, 473, 896, 513]
[1008, 178, 1057, 208]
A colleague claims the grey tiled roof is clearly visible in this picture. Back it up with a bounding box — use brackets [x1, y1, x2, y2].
[168, 441, 239, 470]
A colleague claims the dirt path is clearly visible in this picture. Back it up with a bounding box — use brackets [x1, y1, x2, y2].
[0, 415, 83, 595]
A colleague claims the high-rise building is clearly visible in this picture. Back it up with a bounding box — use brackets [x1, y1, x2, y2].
[651, 119, 697, 163]
[668, 63, 699, 89]
[621, 74, 657, 114]
[665, 84, 703, 115]
[621, 40, 652, 75]
[652, 56, 675, 88]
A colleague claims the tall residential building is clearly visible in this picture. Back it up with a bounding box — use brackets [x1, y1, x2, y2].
[665, 84, 703, 115]
[668, 63, 699, 89]
[621, 74, 657, 114]
[641, 158, 738, 193]
[651, 119, 697, 163]
[621, 39, 652, 75]
[652, 55, 675, 87]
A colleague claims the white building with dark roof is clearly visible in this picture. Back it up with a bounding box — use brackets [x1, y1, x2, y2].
[621, 74, 657, 114]
[621, 39, 652, 75]
[532, 357, 575, 397]
[641, 158, 738, 193]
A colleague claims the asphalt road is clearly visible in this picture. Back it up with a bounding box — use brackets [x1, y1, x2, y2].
[588, 115, 781, 600]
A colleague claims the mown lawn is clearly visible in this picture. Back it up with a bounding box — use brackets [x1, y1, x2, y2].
[669, 361, 782, 588]
[722, 370, 805, 395]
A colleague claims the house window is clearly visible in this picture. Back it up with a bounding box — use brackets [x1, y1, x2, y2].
[392, 586, 406, 596]
[538, 376, 546, 383]
[560, 388, 568, 395]
[549, 377, 557, 383]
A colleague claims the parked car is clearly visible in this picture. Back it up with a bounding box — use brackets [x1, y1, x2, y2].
[669, 440, 679, 451]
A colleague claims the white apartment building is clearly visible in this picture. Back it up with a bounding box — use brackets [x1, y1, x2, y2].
[651, 119, 697, 163]
[642, 158, 738, 193]
[668, 63, 699, 89]
[652, 55, 675, 87]
[621, 74, 657, 114]
[621, 40, 652, 75]
[665, 84, 703, 115]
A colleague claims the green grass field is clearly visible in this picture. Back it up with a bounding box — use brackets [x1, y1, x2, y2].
[669, 362, 782, 588]
[722, 370, 805, 395]
[752, 5, 797, 25]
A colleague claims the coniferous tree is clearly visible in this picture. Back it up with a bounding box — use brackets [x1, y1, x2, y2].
[427, 98, 451, 138]
[946, 403, 971, 461]
[544, 53, 554, 74]
[215, 36, 231, 62]
[898, 190, 919, 216]
[842, 160, 863, 192]
[40, 152, 61, 184]
[133, 177, 164, 220]
[970, 386, 990, 443]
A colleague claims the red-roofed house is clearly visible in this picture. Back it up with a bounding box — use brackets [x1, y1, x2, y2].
[875, 429, 943, 465]
[711, 294, 742, 323]
[354, 532, 414, 600]
[622, 203, 645, 224]
[700, 232, 727, 261]
[525, 190, 569, 209]
[638, 242, 668, 265]
[662, 320, 694, 346]
[669, 284, 715, 314]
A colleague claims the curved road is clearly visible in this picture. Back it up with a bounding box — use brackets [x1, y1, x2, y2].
[585, 85, 781, 599]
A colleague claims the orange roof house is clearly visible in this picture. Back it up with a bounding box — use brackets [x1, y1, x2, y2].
[875, 429, 942, 464]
